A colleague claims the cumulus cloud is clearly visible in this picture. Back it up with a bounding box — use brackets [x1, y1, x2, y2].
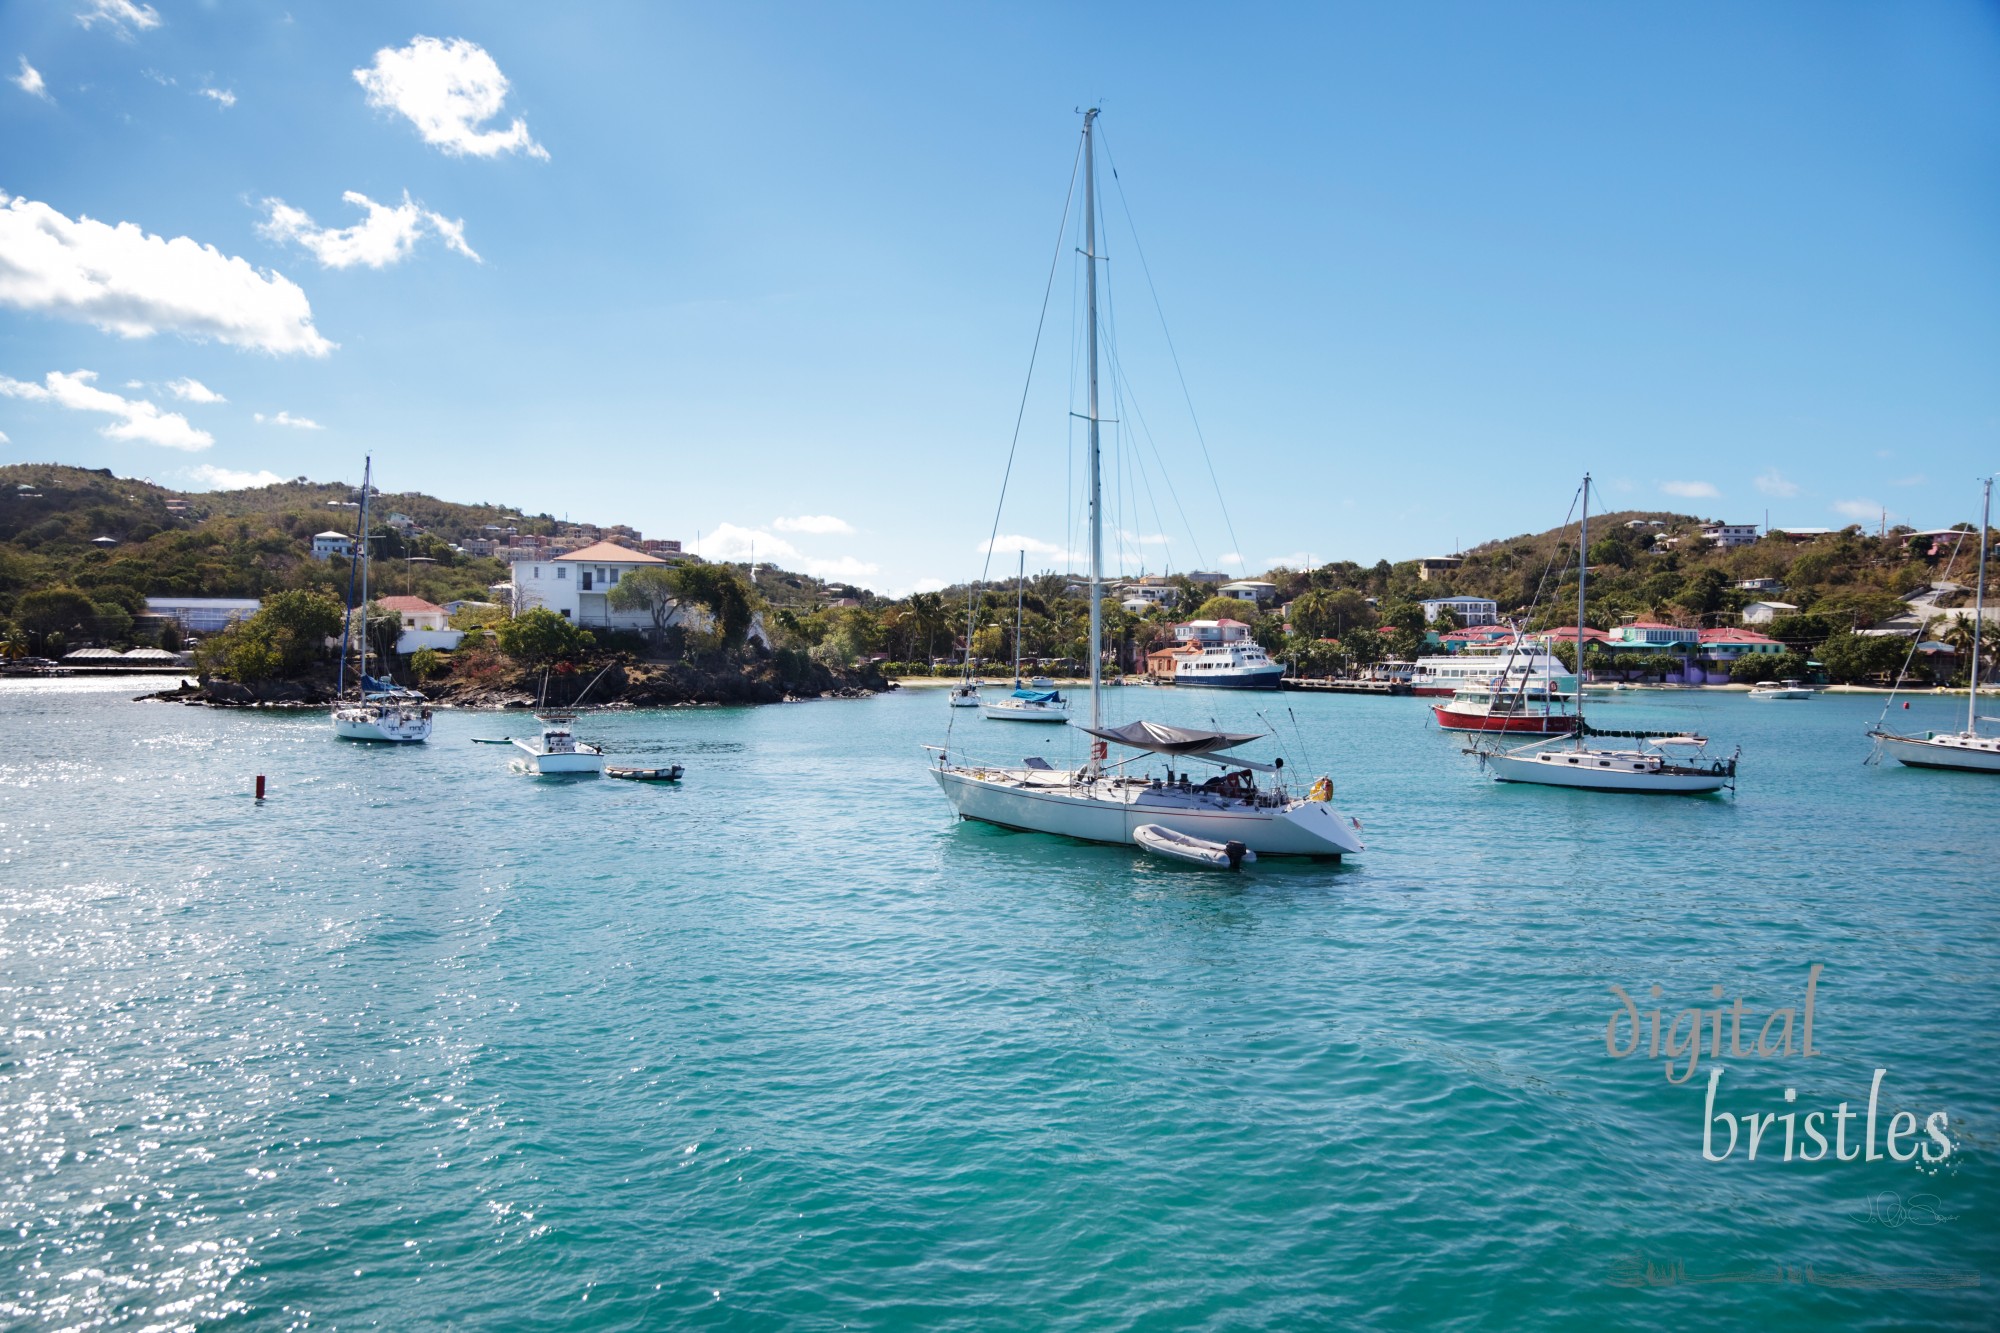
[259, 190, 479, 269]
[254, 410, 321, 430]
[200, 86, 236, 108]
[773, 514, 854, 536]
[354, 36, 547, 160]
[1753, 468, 1799, 499]
[0, 429, 9, 444]
[0, 369, 211, 450]
[699, 521, 879, 578]
[13, 58, 51, 102]
[1219, 552, 1245, 566]
[1832, 499, 1883, 521]
[1660, 480, 1720, 500]
[165, 376, 224, 403]
[976, 533, 1064, 558]
[76, 1, 160, 36]
[0, 190, 333, 355]
[187, 463, 282, 490]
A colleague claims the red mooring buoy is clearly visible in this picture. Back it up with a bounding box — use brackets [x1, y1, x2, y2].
[255, 774, 266, 800]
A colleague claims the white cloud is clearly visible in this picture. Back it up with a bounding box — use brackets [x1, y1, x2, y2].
[354, 36, 547, 160]
[976, 533, 1064, 557]
[76, 1, 160, 36]
[187, 463, 281, 490]
[259, 191, 479, 269]
[165, 376, 224, 404]
[801, 554, 880, 579]
[908, 577, 948, 594]
[1262, 551, 1314, 570]
[773, 514, 854, 536]
[1115, 529, 1171, 546]
[1219, 552, 1245, 566]
[0, 429, 9, 443]
[254, 410, 321, 430]
[1832, 499, 1882, 521]
[0, 369, 211, 450]
[1660, 480, 1720, 500]
[13, 57, 51, 102]
[700, 522, 795, 562]
[1891, 473, 1927, 488]
[1753, 468, 1799, 499]
[0, 190, 333, 355]
[200, 86, 236, 108]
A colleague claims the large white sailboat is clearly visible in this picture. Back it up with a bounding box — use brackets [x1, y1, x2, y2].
[332, 456, 433, 744]
[1870, 475, 2000, 773]
[981, 551, 1070, 723]
[930, 110, 1365, 859]
[1474, 474, 1737, 794]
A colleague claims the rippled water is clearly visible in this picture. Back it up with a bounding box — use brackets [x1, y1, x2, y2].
[1, 678, 1993, 1329]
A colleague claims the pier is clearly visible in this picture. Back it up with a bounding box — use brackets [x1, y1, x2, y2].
[1280, 678, 1412, 696]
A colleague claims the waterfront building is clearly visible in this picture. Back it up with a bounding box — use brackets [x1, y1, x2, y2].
[311, 531, 354, 560]
[1421, 596, 1498, 626]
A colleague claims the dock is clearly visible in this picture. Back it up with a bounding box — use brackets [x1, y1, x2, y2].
[1280, 678, 1411, 696]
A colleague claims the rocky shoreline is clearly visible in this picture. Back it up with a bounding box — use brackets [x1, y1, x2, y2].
[138, 654, 891, 710]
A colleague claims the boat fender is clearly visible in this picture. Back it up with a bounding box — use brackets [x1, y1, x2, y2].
[1308, 776, 1334, 802]
[1224, 840, 1248, 871]
[1712, 761, 1724, 775]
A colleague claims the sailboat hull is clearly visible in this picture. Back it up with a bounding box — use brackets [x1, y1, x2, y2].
[333, 705, 433, 743]
[932, 765, 1364, 857]
[979, 701, 1071, 722]
[1483, 750, 1730, 793]
[1875, 733, 2000, 773]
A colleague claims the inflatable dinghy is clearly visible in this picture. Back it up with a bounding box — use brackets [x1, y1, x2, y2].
[1133, 823, 1255, 870]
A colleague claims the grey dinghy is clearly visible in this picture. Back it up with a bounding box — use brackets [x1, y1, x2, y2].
[1133, 823, 1256, 870]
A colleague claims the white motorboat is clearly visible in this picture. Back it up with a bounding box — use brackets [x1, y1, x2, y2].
[928, 111, 1367, 859]
[1134, 822, 1255, 870]
[1870, 475, 1998, 773]
[1165, 635, 1285, 690]
[330, 455, 432, 744]
[948, 683, 982, 708]
[1748, 679, 1814, 700]
[511, 714, 604, 775]
[1471, 474, 1737, 795]
[1412, 639, 1569, 698]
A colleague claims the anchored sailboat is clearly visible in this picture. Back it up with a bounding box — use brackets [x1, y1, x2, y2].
[332, 456, 433, 744]
[929, 110, 1364, 859]
[1869, 475, 2000, 772]
[981, 550, 1069, 722]
[1472, 473, 1737, 794]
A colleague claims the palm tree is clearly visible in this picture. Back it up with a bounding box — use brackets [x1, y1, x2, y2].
[906, 592, 950, 664]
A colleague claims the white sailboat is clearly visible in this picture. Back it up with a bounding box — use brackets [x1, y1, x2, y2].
[930, 110, 1365, 859]
[1870, 476, 2000, 772]
[332, 456, 433, 744]
[981, 550, 1070, 723]
[947, 583, 982, 708]
[1474, 474, 1737, 794]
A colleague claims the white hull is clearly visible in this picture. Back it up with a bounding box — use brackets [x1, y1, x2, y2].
[979, 700, 1071, 723]
[511, 737, 604, 774]
[1875, 732, 2000, 773]
[932, 765, 1363, 857]
[332, 704, 432, 743]
[948, 687, 981, 708]
[1748, 688, 1813, 700]
[1484, 749, 1731, 793]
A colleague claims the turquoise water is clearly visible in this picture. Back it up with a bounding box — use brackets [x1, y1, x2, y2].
[0, 678, 1993, 1330]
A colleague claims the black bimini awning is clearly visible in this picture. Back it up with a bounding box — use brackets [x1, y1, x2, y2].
[1077, 720, 1265, 755]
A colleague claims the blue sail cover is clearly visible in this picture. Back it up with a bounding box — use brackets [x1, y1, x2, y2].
[360, 675, 398, 694]
[1011, 688, 1062, 703]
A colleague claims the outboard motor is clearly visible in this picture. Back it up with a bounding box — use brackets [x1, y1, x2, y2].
[1224, 840, 1248, 871]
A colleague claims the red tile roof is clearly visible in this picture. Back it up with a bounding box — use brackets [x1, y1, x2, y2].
[1538, 626, 1612, 642]
[376, 596, 443, 613]
[1699, 628, 1779, 643]
[552, 541, 667, 564]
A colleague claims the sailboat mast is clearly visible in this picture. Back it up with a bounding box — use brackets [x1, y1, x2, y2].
[1014, 549, 1025, 685]
[1576, 473, 1589, 746]
[1971, 475, 1990, 732]
[358, 456, 372, 678]
[1084, 108, 1104, 735]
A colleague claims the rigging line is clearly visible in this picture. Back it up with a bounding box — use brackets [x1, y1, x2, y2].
[1876, 518, 1975, 726]
[1098, 125, 1245, 568]
[976, 133, 1085, 590]
[1103, 333, 1208, 570]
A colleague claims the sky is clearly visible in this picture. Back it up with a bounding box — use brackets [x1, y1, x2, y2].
[2, 1, 1997, 595]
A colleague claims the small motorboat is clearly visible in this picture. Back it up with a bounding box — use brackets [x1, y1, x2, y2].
[605, 764, 685, 782]
[948, 682, 981, 708]
[1748, 679, 1814, 699]
[510, 714, 604, 775]
[1133, 822, 1256, 870]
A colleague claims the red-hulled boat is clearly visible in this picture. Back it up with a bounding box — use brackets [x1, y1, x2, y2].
[1431, 684, 1578, 734]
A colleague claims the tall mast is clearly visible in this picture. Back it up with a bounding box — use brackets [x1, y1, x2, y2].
[1014, 549, 1025, 686]
[1575, 472, 1589, 747]
[1084, 108, 1104, 735]
[358, 455, 372, 678]
[1971, 475, 1990, 733]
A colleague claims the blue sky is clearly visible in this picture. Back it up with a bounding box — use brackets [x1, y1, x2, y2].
[3, 1, 1997, 594]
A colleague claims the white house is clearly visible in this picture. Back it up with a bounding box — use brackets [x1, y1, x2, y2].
[311, 530, 354, 560]
[1218, 580, 1278, 605]
[511, 541, 683, 630]
[1420, 596, 1498, 626]
[1172, 618, 1251, 646]
[375, 596, 463, 655]
[1741, 601, 1799, 625]
[1700, 523, 1761, 549]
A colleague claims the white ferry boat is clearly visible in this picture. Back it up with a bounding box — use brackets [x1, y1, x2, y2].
[1411, 640, 1569, 697]
[1162, 619, 1284, 690]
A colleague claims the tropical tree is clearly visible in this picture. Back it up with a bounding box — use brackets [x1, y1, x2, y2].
[670, 563, 756, 650]
[606, 566, 680, 644]
[1193, 595, 1257, 623]
[409, 647, 445, 683]
[496, 607, 595, 665]
[905, 591, 951, 663]
[15, 588, 97, 649]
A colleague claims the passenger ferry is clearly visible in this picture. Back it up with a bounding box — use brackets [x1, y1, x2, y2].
[1410, 640, 1569, 697]
[1170, 639, 1285, 689]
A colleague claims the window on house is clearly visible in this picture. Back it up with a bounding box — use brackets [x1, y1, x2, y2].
[557, 567, 568, 580]
[609, 569, 619, 584]
[581, 572, 593, 590]
[533, 567, 541, 578]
